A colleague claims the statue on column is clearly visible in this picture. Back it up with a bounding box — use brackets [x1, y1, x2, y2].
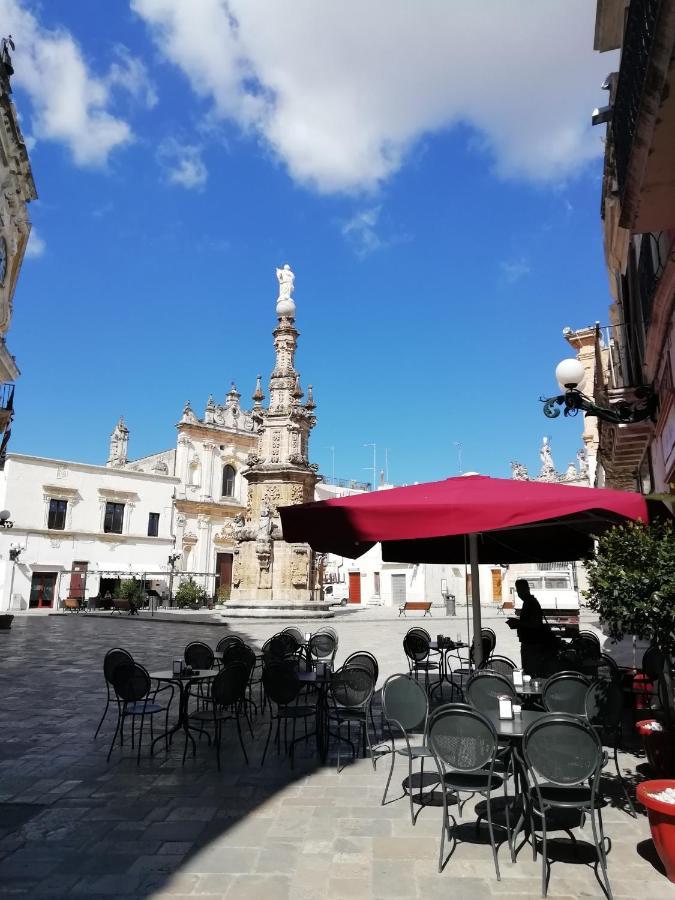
[276, 264, 295, 301]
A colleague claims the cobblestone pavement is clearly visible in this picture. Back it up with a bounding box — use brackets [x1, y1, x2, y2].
[0, 612, 671, 899]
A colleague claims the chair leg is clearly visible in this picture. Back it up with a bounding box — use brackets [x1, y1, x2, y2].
[613, 741, 636, 817]
[137, 714, 146, 765]
[261, 715, 274, 767]
[93, 692, 110, 740]
[215, 721, 222, 771]
[485, 790, 501, 881]
[591, 804, 613, 900]
[540, 810, 548, 898]
[408, 753, 416, 826]
[236, 710, 248, 765]
[382, 741, 396, 806]
[106, 710, 122, 763]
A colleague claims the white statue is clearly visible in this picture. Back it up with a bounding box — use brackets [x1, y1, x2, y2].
[276, 264, 294, 301]
[511, 461, 529, 481]
[540, 436, 554, 471]
[257, 499, 273, 541]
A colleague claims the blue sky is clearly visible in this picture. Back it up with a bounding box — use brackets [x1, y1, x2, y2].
[4, 0, 616, 485]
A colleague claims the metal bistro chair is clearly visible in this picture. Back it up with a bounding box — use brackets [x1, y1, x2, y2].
[428, 704, 505, 880]
[107, 663, 174, 764]
[466, 671, 517, 711]
[542, 671, 590, 715]
[521, 713, 612, 899]
[282, 626, 306, 646]
[403, 632, 442, 693]
[184, 641, 215, 670]
[216, 635, 244, 660]
[585, 678, 636, 817]
[344, 651, 381, 753]
[184, 661, 250, 768]
[381, 674, 437, 825]
[221, 642, 258, 727]
[328, 665, 376, 772]
[308, 632, 337, 668]
[94, 647, 134, 739]
[261, 662, 317, 769]
[480, 655, 518, 679]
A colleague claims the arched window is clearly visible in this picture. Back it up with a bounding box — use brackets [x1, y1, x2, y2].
[222, 464, 236, 497]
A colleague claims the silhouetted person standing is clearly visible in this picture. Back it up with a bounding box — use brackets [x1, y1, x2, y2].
[514, 578, 550, 675]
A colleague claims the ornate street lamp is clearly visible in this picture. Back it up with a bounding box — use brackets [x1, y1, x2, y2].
[541, 358, 656, 425]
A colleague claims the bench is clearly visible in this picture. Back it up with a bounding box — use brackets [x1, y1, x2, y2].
[398, 601, 432, 617]
[111, 598, 139, 616]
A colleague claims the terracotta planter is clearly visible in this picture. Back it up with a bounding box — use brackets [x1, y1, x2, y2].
[0, 614, 13, 629]
[637, 780, 675, 882]
[637, 721, 675, 778]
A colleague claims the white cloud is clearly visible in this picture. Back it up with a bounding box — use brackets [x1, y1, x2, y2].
[24, 227, 45, 258]
[500, 257, 531, 284]
[0, 0, 142, 166]
[342, 207, 384, 258]
[132, 0, 616, 194]
[106, 44, 158, 109]
[158, 139, 208, 189]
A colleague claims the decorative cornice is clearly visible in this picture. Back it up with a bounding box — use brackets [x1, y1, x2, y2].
[5, 454, 180, 482]
[174, 498, 246, 517]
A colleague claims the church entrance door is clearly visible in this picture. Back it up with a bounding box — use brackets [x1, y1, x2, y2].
[215, 553, 233, 600]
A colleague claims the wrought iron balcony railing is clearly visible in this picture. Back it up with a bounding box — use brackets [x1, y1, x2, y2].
[612, 0, 663, 199]
[0, 382, 14, 415]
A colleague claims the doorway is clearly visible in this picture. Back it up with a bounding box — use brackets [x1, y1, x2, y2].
[391, 573, 407, 605]
[491, 568, 503, 603]
[215, 552, 233, 599]
[348, 571, 361, 603]
[69, 561, 88, 601]
[29, 572, 57, 609]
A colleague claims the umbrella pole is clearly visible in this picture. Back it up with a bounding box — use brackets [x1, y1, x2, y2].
[469, 533, 483, 667]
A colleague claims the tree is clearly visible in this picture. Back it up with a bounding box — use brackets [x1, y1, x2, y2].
[175, 577, 208, 609]
[584, 520, 675, 655]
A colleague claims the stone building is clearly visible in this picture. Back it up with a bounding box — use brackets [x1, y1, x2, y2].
[585, 0, 675, 492]
[0, 37, 37, 459]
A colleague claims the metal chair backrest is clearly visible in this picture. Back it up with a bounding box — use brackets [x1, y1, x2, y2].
[642, 645, 666, 680]
[308, 632, 337, 662]
[269, 632, 298, 658]
[542, 671, 590, 714]
[111, 662, 151, 703]
[103, 648, 134, 685]
[578, 629, 601, 648]
[523, 713, 603, 787]
[212, 662, 249, 706]
[216, 635, 244, 654]
[222, 642, 256, 674]
[585, 678, 623, 730]
[429, 704, 498, 772]
[262, 661, 303, 707]
[330, 666, 375, 710]
[466, 671, 516, 710]
[381, 673, 429, 735]
[469, 635, 494, 667]
[572, 634, 601, 661]
[313, 626, 338, 649]
[184, 641, 215, 670]
[282, 627, 305, 645]
[407, 626, 431, 641]
[403, 632, 431, 664]
[482, 627, 497, 653]
[343, 651, 379, 683]
[595, 652, 619, 680]
[480, 654, 517, 678]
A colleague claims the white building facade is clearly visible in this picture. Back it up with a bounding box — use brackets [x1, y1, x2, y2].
[0, 454, 179, 610]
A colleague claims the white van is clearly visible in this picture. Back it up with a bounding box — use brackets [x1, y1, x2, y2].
[511, 570, 580, 636]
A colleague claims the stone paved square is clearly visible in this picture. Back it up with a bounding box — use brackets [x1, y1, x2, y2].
[0, 610, 671, 899]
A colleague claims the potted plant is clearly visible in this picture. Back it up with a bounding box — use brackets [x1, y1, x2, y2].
[637, 780, 675, 882]
[175, 577, 208, 610]
[584, 519, 675, 775]
[115, 577, 146, 613]
[214, 585, 231, 607]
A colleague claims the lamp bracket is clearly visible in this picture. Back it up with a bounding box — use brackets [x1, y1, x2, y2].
[540, 387, 657, 425]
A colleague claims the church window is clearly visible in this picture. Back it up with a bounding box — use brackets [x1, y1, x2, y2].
[103, 502, 124, 534]
[147, 512, 159, 537]
[222, 464, 236, 497]
[48, 499, 67, 530]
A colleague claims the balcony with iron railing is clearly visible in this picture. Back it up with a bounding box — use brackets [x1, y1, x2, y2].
[611, 0, 675, 230]
[0, 382, 14, 432]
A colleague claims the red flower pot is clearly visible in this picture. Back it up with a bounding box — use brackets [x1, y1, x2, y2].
[637, 780, 675, 882]
[637, 721, 675, 778]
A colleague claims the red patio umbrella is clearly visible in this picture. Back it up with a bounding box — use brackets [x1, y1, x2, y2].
[279, 475, 650, 664]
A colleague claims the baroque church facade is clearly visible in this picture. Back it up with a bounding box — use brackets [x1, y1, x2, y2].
[0, 266, 323, 611]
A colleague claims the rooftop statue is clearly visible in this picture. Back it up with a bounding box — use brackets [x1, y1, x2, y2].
[276, 263, 294, 301]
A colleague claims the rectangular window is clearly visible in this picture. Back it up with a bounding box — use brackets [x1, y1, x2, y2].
[48, 498, 67, 530]
[103, 501, 125, 534]
[147, 512, 159, 537]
